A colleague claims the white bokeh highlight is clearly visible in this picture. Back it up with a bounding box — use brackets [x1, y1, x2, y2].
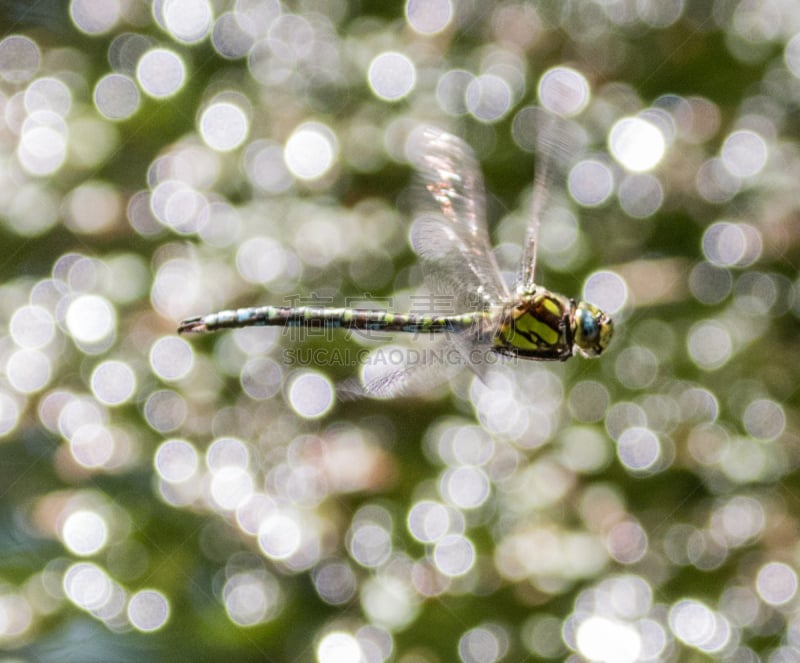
[137, 48, 186, 98]
[199, 102, 248, 151]
[367, 52, 417, 102]
[284, 123, 338, 181]
[609, 117, 666, 172]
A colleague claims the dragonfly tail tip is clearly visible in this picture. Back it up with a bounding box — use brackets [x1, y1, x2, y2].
[177, 316, 207, 334]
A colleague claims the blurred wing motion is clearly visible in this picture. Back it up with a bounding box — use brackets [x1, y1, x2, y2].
[335, 337, 460, 400]
[408, 127, 510, 311]
[518, 112, 564, 294]
[340, 128, 512, 399]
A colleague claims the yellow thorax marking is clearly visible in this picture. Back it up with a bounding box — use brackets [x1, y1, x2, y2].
[513, 303, 559, 346]
[496, 294, 564, 350]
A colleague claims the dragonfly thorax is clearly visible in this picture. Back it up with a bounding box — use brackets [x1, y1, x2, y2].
[493, 289, 613, 361]
[494, 288, 572, 360]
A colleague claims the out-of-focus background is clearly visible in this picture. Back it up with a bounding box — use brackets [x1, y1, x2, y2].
[1, 0, 799, 661]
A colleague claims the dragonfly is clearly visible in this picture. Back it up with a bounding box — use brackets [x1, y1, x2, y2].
[178, 124, 614, 395]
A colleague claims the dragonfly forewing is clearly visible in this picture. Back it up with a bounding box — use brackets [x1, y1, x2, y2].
[517, 111, 574, 294]
[408, 126, 509, 310]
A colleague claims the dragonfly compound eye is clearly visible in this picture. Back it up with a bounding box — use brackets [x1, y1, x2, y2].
[574, 301, 614, 357]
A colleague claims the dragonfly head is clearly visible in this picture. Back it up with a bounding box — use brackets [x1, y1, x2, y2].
[573, 301, 614, 357]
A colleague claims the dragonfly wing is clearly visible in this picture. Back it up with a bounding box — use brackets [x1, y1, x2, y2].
[336, 338, 462, 400]
[518, 139, 547, 293]
[448, 331, 496, 384]
[408, 127, 510, 310]
[517, 111, 580, 293]
[409, 215, 492, 311]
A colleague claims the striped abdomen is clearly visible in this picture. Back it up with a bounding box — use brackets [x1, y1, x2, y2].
[178, 306, 487, 335]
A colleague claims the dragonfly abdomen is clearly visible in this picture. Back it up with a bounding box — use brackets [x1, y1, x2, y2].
[178, 306, 485, 335]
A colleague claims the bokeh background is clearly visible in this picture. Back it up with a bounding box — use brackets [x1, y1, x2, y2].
[1, 0, 799, 661]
